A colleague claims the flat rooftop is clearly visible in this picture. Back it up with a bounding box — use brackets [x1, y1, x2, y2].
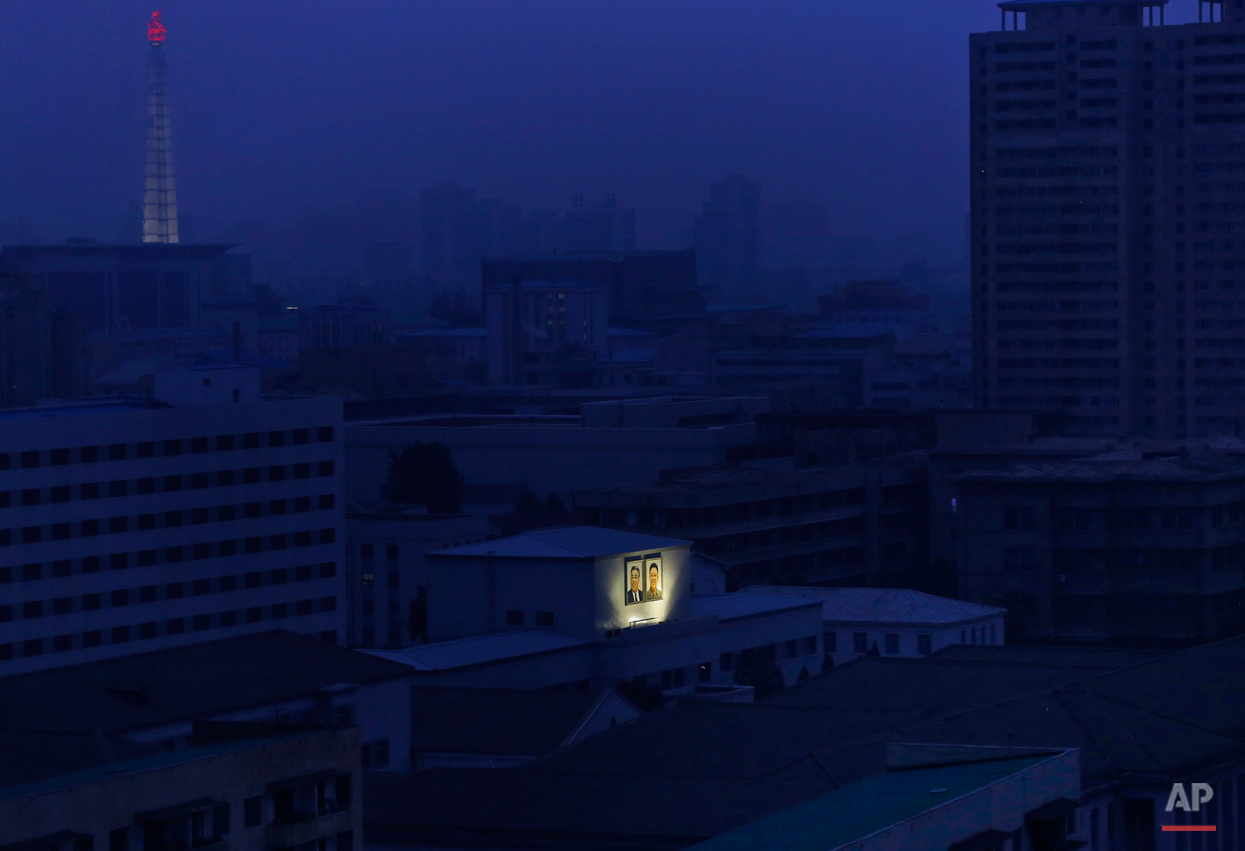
[0, 398, 161, 422]
[691, 592, 822, 622]
[691, 752, 1059, 851]
[364, 629, 592, 672]
[427, 527, 690, 559]
[744, 586, 1005, 626]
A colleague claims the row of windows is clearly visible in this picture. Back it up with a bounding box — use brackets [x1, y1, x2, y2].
[0, 494, 335, 547]
[0, 518, 337, 555]
[994, 396, 1119, 408]
[996, 300, 1119, 311]
[0, 426, 335, 470]
[1051, 593, 1239, 620]
[995, 61, 1055, 73]
[995, 185, 1118, 198]
[0, 612, 339, 661]
[994, 146, 1118, 159]
[717, 636, 820, 672]
[728, 547, 868, 585]
[996, 281, 1117, 293]
[0, 460, 336, 509]
[699, 517, 871, 556]
[0, 529, 337, 580]
[996, 339, 1117, 350]
[583, 488, 870, 529]
[0, 564, 338, 618]
[996, 320, 1118, 331]
[994, 204, 1119, 217]
[996, 243, 1119, 256]
[996, 358, 1119, 369]
[996, 376, 1119, 389]
[996, 223, 1117, 236]
[995, 263, 1118, 274]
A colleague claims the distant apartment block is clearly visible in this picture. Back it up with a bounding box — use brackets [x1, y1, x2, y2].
[0, 396, 345, 674]
[574, 455, 929, 589]
[972, 0, 1245, 438]
[694, 175, 761, 300]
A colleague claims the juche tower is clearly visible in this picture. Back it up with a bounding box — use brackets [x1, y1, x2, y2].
[142, 10, 179, 243]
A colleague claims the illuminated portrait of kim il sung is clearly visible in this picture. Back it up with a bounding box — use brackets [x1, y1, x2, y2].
[624, 558, 645, 605]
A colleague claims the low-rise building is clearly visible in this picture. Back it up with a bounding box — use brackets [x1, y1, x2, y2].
[954, 438, 1245, 641]
[0, 629, 416, 772]
[346, 396, 766, 501]
[574, 456, 929, 588]
[364, 527, 825, 692]
[742, 586, 1005, 665]
[0, 726, 361, 851]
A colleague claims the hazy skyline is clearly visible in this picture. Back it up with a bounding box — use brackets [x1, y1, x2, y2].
[0, 0, 1209, 260]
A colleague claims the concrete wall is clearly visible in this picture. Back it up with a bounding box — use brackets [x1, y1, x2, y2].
[824, 616, 1005, 666]
[592, 545, 692, 634]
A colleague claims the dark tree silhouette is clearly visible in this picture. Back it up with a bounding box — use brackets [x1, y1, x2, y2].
[386, 442, 464, 513]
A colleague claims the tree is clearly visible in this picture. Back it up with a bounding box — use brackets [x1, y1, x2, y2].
[386, 442, 464, 513]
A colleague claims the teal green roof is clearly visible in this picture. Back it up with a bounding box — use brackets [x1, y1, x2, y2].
[691, 754, 1054, 851]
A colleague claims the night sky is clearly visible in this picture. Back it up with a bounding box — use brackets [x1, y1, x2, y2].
[0, 1, 1205, 259]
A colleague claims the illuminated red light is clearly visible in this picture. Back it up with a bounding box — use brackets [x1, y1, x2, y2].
[148, 10, 167, 43]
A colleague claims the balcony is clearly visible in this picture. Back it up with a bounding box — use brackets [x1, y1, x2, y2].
[266, 808, 352, 848]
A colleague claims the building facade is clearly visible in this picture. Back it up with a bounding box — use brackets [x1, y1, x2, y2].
[574, 457, 929, 590]
[972, 0, 1245, 438]
[0, 396, 345, 674]
[345, 507, 492, 649]
[955, 438, 1245, 639]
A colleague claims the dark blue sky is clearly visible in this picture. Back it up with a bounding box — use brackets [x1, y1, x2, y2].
[0, 1, 1203, 259]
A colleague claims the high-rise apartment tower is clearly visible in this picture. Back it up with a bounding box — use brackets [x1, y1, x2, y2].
[143, 10, 179, 244]
[972, 0, 1245, 438]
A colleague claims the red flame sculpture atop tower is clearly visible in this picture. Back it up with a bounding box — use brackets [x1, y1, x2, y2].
[148, 10, 166, 43]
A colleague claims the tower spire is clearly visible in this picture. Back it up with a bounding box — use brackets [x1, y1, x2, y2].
[143, 10, 179, 244]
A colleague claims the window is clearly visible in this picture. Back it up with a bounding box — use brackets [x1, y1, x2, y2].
[244, 502, 261, 518]
[220, 610, 237, 628]
[81, 446, 98, 463]
[23, 638, 43, 656]
[918, 634, 933, 655]
[243, 432, 260, 450]
[387, 544, 399, 560]
[190, 437, 208, 454]
[1003, 505, 1037, 530]
[218, 470, 234, 487]
[217, 435, 234, 452]
[83, 593, 101, 610]
[321, 595, 337, 612]
[853, 632, 868, 653]
[20, 451, 38, 469]
[319, 426, 334, 442]
[109, 480, 127, 497]
[111, 626, 129, 643]
[111, 589, 129, 607]
[23, 563, 41, 581]
[193, 579, 210, 595]
[191, 472, 209, 489]
[139, 622, 157, 639]
[109, 443, 127, 461]
[167, 618, 185, 635]
[1005, 548, 1039, 571]
[785, 639, 799, 659]
[51, 448, 70, 465]
[194, 614, 211, 631]
[21, 489, 39, 506]
[319, 494, 335, 510]
[139, 586, 156, 603]
[321, 562, 337, 577]
[244, 468, 260, 484]
[81, 482, 99, 500]
[138, 478, 155, 494]
[271, 603, 288, 619]
[535, 611, 555, 626]
[166, 582, 184, 599]
[246, 607, 263, 623]
[387, 572, 399, 588]
[269, 465, 285, 482]
[505, 610, 525, 626]
[220, 574, 236, 592]
[374, 738, 390, 767]
[296, 564, 311, 581]
[294, 463, 310, 479]
[296, 599, 313, 616]
[270, 499, 287, 515]
[109, 828, 128, 851]
[83, 630, 101, 647]
[23, 601, 41, 619]
[824, 632, 837, 653]
[990, 624, 998, 644]
[243, 795, 262, 827]
[319, 460, 335, 476]
[212, 802, 231, 836]
[268, 430, 285, 447]
[805, 636, 818, 655]
[54, 634, 73, 652]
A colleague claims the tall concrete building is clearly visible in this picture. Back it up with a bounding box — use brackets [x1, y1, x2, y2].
[143, 11, 179, 244]
[972, 0, 1245, 438]
[694, 175, 761, 302]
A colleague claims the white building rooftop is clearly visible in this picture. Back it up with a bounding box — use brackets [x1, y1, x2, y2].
[691, 592, 823, 622]
[742, 586, 1005, 625]
[428, 526, 691, 559]
[363, 630, 593, 672]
